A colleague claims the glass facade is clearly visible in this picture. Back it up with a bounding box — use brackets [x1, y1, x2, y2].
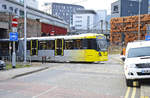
[51, 3, 84, 26]
[149, 0, 150, 13]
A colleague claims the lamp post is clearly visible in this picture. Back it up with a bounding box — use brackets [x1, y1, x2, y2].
[138, 0, 142, 40]
[24, 0, 27, 63]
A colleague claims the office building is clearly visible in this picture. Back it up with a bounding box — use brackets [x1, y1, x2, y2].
[111, 0, 148, 17]
[42, 2, 84, 26]
[73, 10, 97, 31]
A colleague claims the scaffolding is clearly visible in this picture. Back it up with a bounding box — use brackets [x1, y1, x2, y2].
[110, 14, 150, 45]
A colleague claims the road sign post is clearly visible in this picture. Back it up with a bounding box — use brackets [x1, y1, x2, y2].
[10, 32, 18, 68]
[11, 16, 18, 68]
[12, 41, 16, 68]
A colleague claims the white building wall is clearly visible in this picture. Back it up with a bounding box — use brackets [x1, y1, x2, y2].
[41, 3, 52, 14]
[96, 10, 107, 30]
[73, 13, 96, 30]
[0, 0, 68, 29]
[14, 0, 38, 9]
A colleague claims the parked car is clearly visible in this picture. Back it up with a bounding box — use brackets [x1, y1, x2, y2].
[0, 60, 6, 70]
[123, 40, 150, 87]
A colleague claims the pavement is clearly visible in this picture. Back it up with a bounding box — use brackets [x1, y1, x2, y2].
[0, 62, 49, 81]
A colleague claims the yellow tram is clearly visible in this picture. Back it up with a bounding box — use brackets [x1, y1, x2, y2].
[19, 33, 108, 62]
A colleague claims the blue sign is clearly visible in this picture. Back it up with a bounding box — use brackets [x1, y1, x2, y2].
[9, 32, 18, 41]
[145, 35, 150, 41]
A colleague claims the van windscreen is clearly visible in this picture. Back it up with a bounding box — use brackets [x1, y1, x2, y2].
[128, 47, 150, 58]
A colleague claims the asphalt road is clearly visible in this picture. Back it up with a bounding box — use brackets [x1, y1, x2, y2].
[0, 55, 141, 98]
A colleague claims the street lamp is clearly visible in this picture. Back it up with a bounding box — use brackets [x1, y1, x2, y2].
[24, 0, 27, 63]
[138, 0, 142, 40]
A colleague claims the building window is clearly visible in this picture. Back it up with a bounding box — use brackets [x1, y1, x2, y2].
[15, 8, 18, 14]
[2, 5, 7, 9]
[20, 0, 24, 3]
[87, 16, 90, 30]
[9, 7, 13, 12]
[75, 25, 82, 27]
[76, 20, 82, 23]
[129, 0, 138, 1]
[129, 2, 133, 7]
[76, 16, 82, 18]
[20, 10, 24, 16]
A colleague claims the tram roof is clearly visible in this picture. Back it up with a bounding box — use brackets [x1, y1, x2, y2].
[20, 33, 105, 41]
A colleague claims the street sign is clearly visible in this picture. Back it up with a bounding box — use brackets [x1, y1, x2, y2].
[12, 27, 17, 32]
[12, 16, 18, 27]
[145, 35, 150, 41]
[9, 32, 18, 41]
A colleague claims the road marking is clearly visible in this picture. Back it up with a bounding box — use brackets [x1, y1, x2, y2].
[141, 96, 149, 98]
[32, 86, 57, 98]
[120, 62, 123, 65]
[131, 87, 136, 98]
[125, 87, 130, 98]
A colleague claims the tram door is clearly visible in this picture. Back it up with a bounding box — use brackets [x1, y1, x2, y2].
[30, 40, 38, 56]
[55, 39, 64, 56]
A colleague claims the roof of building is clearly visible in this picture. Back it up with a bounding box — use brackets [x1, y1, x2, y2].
[6, 0, 65, 22]
[75, 10, 97, 14]
[44, 2, 84, 8]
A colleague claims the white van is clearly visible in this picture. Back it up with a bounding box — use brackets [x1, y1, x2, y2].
[123, 40, 150, 86]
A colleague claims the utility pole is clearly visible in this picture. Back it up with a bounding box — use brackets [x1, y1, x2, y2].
[138, 0, 142, 40]
[101, 20, 103, 33]
[24, 0, 27, 63]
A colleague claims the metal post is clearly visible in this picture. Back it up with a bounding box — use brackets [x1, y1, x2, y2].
[12, 41, 16, 68]
[24, 0, 27, 63]
[138, 0, 141, 40]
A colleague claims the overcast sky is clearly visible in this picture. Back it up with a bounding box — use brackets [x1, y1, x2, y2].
[38, 0, 117, 15]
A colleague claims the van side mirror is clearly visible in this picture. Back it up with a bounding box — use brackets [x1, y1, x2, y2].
[120, 55, 125, 62]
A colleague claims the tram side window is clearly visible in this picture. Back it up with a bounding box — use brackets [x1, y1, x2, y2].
[87, 39, 97, 50]
[39, 41, 47, 50]
[73, 39, 82, 49]
[82, 39, 97, 50]
[39, 40, 55, 50]
[65, 39, 83, 50]
[57, 39, 62, 48]
[65, 40, 73, 50]
[47, 40, 55, 50]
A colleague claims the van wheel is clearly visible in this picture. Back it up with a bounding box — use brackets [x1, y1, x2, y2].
[126, 79, 133, 87]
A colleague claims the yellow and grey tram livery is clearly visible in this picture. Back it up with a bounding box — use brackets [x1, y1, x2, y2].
[18, 33, 108, 62]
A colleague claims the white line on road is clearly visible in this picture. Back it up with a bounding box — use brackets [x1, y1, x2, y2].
[32, 86, 57, 98]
